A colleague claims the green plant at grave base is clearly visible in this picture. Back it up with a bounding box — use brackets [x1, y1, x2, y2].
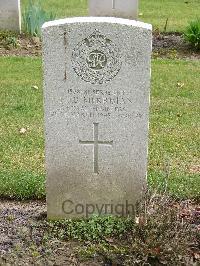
[48, 215, 133, 241]
[5, 36, 18, 48]
[42, 192, 195, 265]
[0, 31, 18, 49]
[184, 17, 200, 50]
[23, 0, 56, 37]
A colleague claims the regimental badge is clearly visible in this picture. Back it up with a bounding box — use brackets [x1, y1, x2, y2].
[71, 30, 122, 84]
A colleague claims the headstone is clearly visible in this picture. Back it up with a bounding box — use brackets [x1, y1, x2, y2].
[89, 0, 138, 20]
[42, 17, 152, 219]
[0, 0, 21, 32]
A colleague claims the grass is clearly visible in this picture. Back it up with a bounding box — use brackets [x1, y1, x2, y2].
[149, 59, 200, 199]
[21, 0, 200, 32]
[0, 57, 199, 200]
[0, 57, 44, 199]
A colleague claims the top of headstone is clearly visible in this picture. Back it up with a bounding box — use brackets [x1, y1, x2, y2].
[42, 17, 152, 31]
[89, 0, 139, 20]
[0, 0, 21, 32]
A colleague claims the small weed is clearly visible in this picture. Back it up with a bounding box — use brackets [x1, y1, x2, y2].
[47, 215, 133, 242]
[40, 192, 199, 265]
[5, 36, 18, 48]
[184, 17, 200, 50]
[0, 31, 18, 49]
[79, 193, 198, 265]
[0, 31, 16, 40]
[163, 18, 169, 33]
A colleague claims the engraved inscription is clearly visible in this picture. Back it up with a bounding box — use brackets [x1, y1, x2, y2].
[79, 123, 113, 174]
[71, 30, 122, 84]
[50, 87, 143, 120]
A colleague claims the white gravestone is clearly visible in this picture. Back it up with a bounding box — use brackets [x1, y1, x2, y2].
[0, 0, 21, 32]
[89, 0, 138, 20]
[42, 17, 152, 219]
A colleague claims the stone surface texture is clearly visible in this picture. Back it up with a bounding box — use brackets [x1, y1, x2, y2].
[0, 0, 21, 32]
[89, 0, 138, 20]
[42, 17, 152, 219]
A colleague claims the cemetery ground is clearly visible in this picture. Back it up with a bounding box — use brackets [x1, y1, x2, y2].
[0, 57, 200, 200]
[0, 57, 200, 265]
[0, 1, 200, 266]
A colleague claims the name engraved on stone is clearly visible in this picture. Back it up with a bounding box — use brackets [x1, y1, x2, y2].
[71, 30, 122, 84]
[79, 123, 113, 174]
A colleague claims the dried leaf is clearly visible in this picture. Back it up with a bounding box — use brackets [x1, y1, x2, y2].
[19, 128, 27, 134]
[32, 85, 39, 90]
[194, 252, 200, 259]
[177, 82, 185, 88]
[105, 237, 114, 243]
[135, 216, 140, 224]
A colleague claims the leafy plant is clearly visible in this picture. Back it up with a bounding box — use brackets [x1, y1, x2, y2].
[47, 215, 133, 241]
[39, 192, 199, 265]
[0, 31, 18, 49]
[23, 0, 56, 37]
[77, 193, 198, 265]
[184, 17, 200, 50]
[5, 36, 18, 48]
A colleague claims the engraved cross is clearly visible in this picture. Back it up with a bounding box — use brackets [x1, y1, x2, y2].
[79, 123, 113, 174]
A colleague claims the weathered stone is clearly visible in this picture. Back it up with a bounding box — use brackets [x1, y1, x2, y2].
[89, 0, 138, 20]
[42, 17, 152, 219]
[0, 0, 21, 32]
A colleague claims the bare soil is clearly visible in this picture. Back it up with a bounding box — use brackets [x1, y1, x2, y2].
[0, 33, 200, 60]
[152, 32, 200, 60]
[0, 34, 42, 57]
[0, 200, 102, 266]
[0, 199, 199, 266]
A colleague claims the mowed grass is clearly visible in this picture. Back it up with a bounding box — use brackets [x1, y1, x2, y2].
[149, 59, 200, 199]
[0, 57, 44, 199]
[21, 0, 200, 32]
[0, 57, 199, 200]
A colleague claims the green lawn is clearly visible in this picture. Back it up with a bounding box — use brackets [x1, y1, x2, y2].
[0, 57, 199, 200]
[21, 0, 200, 32]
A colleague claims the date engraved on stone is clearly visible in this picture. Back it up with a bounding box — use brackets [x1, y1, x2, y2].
[71, 30, 122, 84]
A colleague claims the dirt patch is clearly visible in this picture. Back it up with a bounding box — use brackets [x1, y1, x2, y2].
[0, 32, 200, 60]
[152, 32, 200, 60]
[0, 199, 199, 266]
[188, 165, 200, 174]
[0, 34, 42, 57]
[0, 201, 102, 265]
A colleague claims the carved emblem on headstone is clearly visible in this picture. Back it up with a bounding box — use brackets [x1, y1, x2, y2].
[71, 30, 122, 84]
